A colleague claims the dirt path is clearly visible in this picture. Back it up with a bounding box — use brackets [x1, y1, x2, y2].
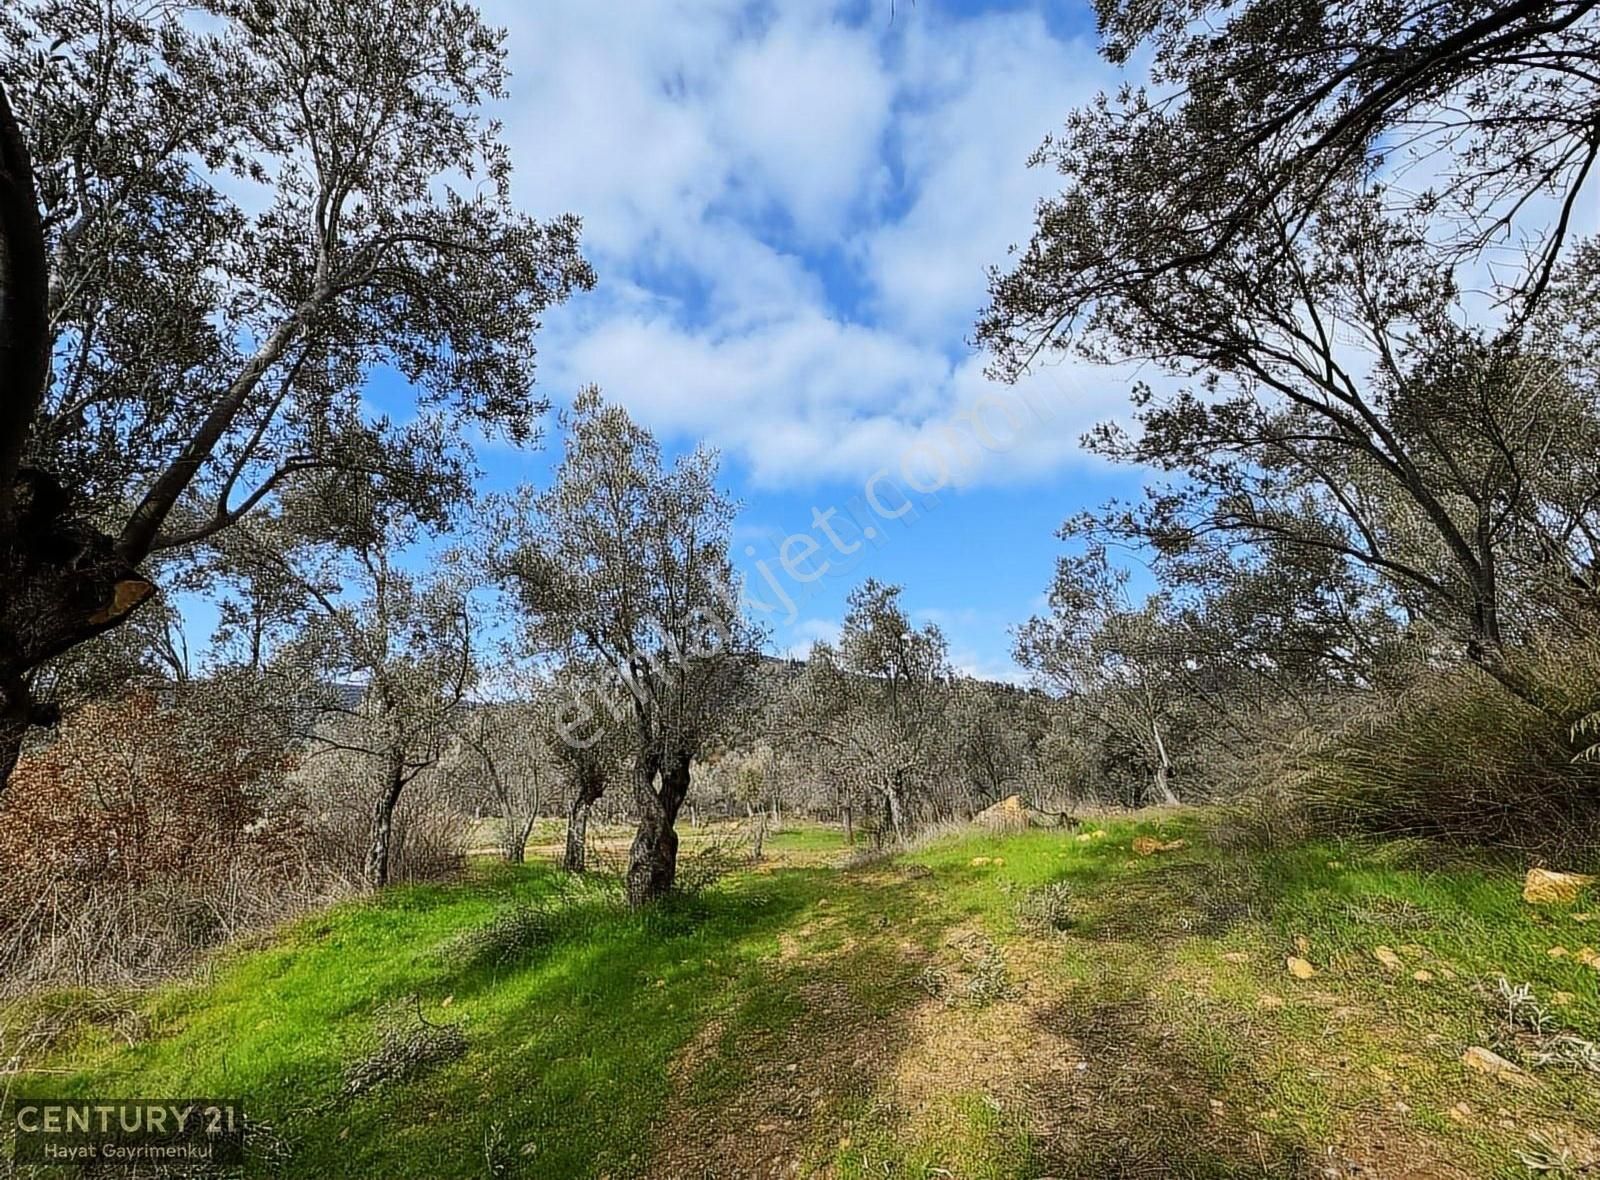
[644, 826, 1600, 1179]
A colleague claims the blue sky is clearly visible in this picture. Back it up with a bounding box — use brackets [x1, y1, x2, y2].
[462, 0, 1150, 680]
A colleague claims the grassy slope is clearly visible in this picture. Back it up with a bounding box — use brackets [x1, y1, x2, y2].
[5, 817, 1600, 1179]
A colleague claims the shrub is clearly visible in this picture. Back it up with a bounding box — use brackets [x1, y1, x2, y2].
[1014, 881, 1076, 935]
[1286, 649, 1600, 862]
[438, 903, 559, 971]
[0, 686, 350, 993]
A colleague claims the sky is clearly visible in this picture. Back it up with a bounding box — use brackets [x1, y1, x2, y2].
[457, 0, 1148, 682]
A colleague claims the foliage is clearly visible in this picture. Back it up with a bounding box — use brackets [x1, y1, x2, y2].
[1290, 644, 1600, 858]
[0, 682, 295, 898]
[449, 688, 565, 864]
[982, 0, 1600, 716]
[498, 389, 758, 904]
[272, 508, 477, 887]
[1016, 549, 1188, 804]
[0, 0, 593, 785]
[0, 677, 335, 990]
[775, 580, 956, 842]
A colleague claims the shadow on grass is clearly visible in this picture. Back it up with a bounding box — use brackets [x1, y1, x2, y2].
[648, 862, 960, 1179]
[1026, 990, 1317, 1179]
[267, 869, 838, 1179]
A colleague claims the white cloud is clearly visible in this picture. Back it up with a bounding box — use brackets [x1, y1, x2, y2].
[482, 0, 1123, 491]
[713, 15, 893, 239]
[862, 14, 1114, 344]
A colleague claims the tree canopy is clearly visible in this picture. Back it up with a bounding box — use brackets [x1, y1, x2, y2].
[0, 0, 593, 787]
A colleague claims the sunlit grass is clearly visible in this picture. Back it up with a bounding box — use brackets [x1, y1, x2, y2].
[7, 816, 1599, 1178]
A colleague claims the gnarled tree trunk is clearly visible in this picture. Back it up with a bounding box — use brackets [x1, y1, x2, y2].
[563, 773, 604, 873]
[364, 752, 407, 888]
[626, 749, 688, 908]
[0, 470, 155, 794]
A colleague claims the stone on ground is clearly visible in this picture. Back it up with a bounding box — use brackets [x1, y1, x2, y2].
[1523, 868, 1596, 905]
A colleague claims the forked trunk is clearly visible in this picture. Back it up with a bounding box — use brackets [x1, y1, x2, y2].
[503, 814, 535, 864]
[563, 775, 604, 873]
[626, 751, 689, 908]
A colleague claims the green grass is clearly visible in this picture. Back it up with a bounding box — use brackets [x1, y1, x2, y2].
[5, 816, 1599, 1178]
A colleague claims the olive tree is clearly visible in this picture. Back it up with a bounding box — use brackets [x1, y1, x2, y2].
[778, 581, 953, 843]
[500, 390, 757, 906]
[1030, 0, 1599, 328]
[1015, 551, 1188, 805]
[986, 170, 1600, 718]
[0, 0, 592, 790]
[451, 694, 561, 865]
[271, 505, 475, 888]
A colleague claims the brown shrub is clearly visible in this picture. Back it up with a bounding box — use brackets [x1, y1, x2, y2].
[0, 687, 335, 992]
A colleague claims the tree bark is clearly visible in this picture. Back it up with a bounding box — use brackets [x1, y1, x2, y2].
[0, 681, 32, 789]
[0, 81, 50, 518]
[0, 467, 155, 796]
[750, 808, 768, 863]
[563, 773, 604, 873]
[626, 749, 688, 908]
[364, 754, 406, 888]
[1150, 721, 1179, 805]
[884, 776, 907, 843]
[503, 814, 534, 864]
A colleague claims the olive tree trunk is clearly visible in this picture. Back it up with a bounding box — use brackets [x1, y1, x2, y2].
[503, 814, 535, 864]
[364, 753, 407, 888]
[626, 750, 689, 908]
[563, 774, 605, 873]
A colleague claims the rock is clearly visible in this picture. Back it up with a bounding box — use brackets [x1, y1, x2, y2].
[1286, 956, 1316, 980]
[1576, 946, 1600, 970]
[1412, 969, 1434, 983]
[1447, 1101, 1474, 1124]
[969, 856, 993, 867]
[975, 794, 1033, 832]
[1132, 835, 1186, 855]
[1552, 991, 1577, 1006]
[1549, 946, 1569, 958]
[1460, 1046, 1533, 1086]
[1523, 868, 1596, 905]
[1374, 946, 1403, 970]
